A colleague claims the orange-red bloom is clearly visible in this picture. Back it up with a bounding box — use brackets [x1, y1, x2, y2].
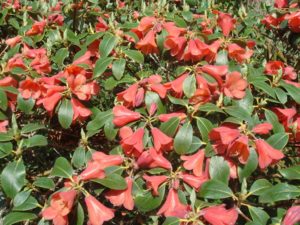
[120, 126, 144, 157]
[255, 139, 285, 169]
[223, 72, 248, 99]
[151, 127, 173, 152]
[181, 150, 205, 177]
[143, 175, 168, 196]
[136, 30, 159, 55]
[202, 204, 238, 225]
[85, 195, 114, 225]
[228, 43, 253, 63]
[217, 12, 236, 36]
[252, 123, 273, 135]
[157, 188, 190, 218]
[42, 190, 77, 225]
[105, 177, 134, 210]
[283, 206, 300, 225]
[137, 147, 172, 170]
[227, 135, 250, 164]
[26, 20, 46, 36]
[113, 105, 141, 127]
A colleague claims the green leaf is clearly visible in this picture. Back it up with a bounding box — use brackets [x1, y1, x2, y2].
[124, 49, 144, 63]
[160, 117, 180, 137]
[259, 183, 300, 203]
[72, 146, 86, 169]
[1, 160, 26, 198]
[274, 88, 287, 104]
[183, 75, 196, 98]
[200, 179, 234, 199]
[3, 212, 37, 225]
[51, 157, 73, 178]
[53, 48, 69, 66]
[76, 203, 84, 225]
[93, 57, 113, 78]
[0, 89, 8, 111]
[252, 81, 275, 98]
[25, 135, 48, 148]
[196, 117, 214, 142]
[186, 136, 203, 154]
[280, 81, 300, 104]
[13, 195, 38, 211]
[0, 131, 14, 142]
[238, 149, 258, 182]
[267, 133, 288, 149]
[279, 165, 300, 180]
[174, 122, 193, 155]
[198, 103, 224, 113]
[225, 106, 252, 123]
[209, 156, 230, 184]
[163, 217, 180, 225]
[17, 94, 35, 114]
[93, 173, 127, 190]
[0, 142, 13, 158]
[249, 179, 272, 196]
[248, 206, 270, 225]
[145, 91, 166, 114]
[135, 185, 165, 212]
[58, 99, 73, 129]
[168, 95, 188, 106]
[99, 33, 118, 57]
[13, 191, 31, 207]
[104, 121, 118, 141]
[112, 58, 126, 80]
[21, 123, 45, 134]
[264, 109, 285, 133]
[33, 177, 55, 190]
[87, 110, 113, 132]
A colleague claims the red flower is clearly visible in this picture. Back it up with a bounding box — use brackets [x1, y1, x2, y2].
[120, 127, 144, 157]
[289, 12, 300, 33]
[164, 73, 189, 98]
[137, 147, 172, 170]
[113, 105, 141, 127]
[71, 98, 92, 122]
[136, 30, 159, 55]
[201, 65, 228, 78]
[255, 139, 285, 169]
[0, 120, 9, 133]
[228, 43, 253, 63]
[79, 152, 123, 181]
[252, 123, 273, 135]
[151, 128, 173, 152]
[157, 188, 190, 218]
[67, 74, 99, 101]
[42, 190, 77, 225]
[26, 20, 46, 36]
[95, 17, 108, 32]
[48, 14, 64, 26]
[143, 175, 168, 196]
[262, 15, 280, 29]
[275, 0, 288, 8]
[164, 36, 186, 59]
[227, 135, 249, 164]
[202, 204, 238, 225]
[136, 17, 156, 33]
[19, 78, 41, 99]
[85, 195, 114, 225]
[223, 72, 248, 99]
[117, 83, 140, 108]
[180, 173, 208, 190]
[158, 112, 187, 122]
[181, 150, 205, 177]
[41, 91, 63, 115]
[264, 61, 284, 75]
[183, 39, 206, 62]
[217, 12, 236, 36]
[5, 54, 26, 72]
[283, 206, 300, 225]
[105, 177, 134, 210]
[272, 107, 297, 128]
[5, 35, 22, 48]
[209, 126, 240, 154]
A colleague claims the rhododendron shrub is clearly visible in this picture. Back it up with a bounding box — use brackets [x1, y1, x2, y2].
[0, 1, 299, 225]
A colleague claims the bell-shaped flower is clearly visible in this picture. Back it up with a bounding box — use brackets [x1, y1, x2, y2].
[151, 128, 173, 152]
[137, 148, 172, 170]
[105, 177, 134, 210]
[85, 195, 114, 225]
[223, 72, 248, 99]
[181, 150, 205, 177]
[283, 206, 300, 225]
[113, 105, 141, 127]
[217, 12, 236, 36]
[120, 127, 144, 158]
[255, 139, 285, 169]
[252, 123, 273, 135]
[202, 204, 238, 225]
[143, 175, 168, 196]
[157, 188, 190, 218]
